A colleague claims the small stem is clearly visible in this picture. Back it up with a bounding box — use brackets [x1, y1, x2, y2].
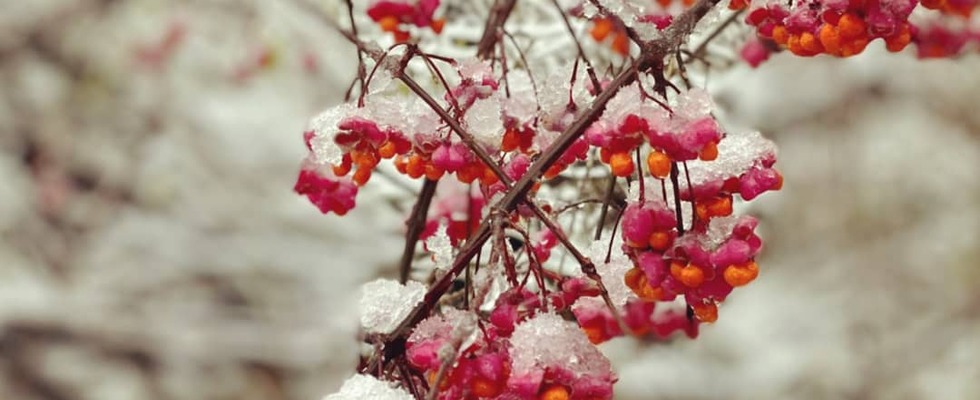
[635, 148, 645, 201]
[550, 0, 601, 90]
[502, 30, 541, 107]
[683, 161, 696, 228]
[691, 9, 745, 58]
[669, 162, 685, 235]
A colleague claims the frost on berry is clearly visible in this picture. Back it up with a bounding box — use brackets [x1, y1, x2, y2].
[508, 313, 615, 398]
[359, 279, 426, 334]
[685, 130, 780, 201]
[425, 222, 454, 272]
[323, 374, 414, 400]
[406, 308, 478, 371]
[588, 241, 634, 308]
[308, 103, 355, 166]
[452, 59, 499, 110]
[464, 95, 505, 150]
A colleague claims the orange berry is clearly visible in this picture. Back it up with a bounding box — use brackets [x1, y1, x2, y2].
[648, 231, 672, 251]
[772, 25, 789, 45]
[611, 33, 630, 56]
[670, 262, 705, 288]
[772, 171, 784, 190]
[609, 152, 635, 177]
[481, 165, 499, 185]
[799, 31, 823, 54]
[840, 37, 869, 57]
[646, 150, 672, 179]
[393, 29, 411, 43]
[723, 261, 760, 287]
[501, 129, 520, 152]
[885, 24, 911, 53]
[819, 24, 842, 56]
[393, 155, 409, 174]
[405, 155, 425, 179]
[707, 195, 733, 217]
[624, 267, 645, 291]
[353, 167, 372, 186]
[544, 164, 564, 180]
[699, 141, 718, 161]
[352, 150, 380, 168]
[377, 141, 397, 159]
[695, 201, 710, 221]
[837, 14, 867, 40]
[456, 163, 480, 183]
[425, 163, 445, 181]
[636, 283, 663, 302]
[471, 377, 502, 397]
[333, 160, 352, 177]
[539, 385, 570, 400]
[582, 324, 607, 344]
[691, 301, 718, 323]
[429, 17, 446, 34]
[590, 19, 614, 42]
[657, 0, 671, 7]
[787, 34, 803, 55]
[728, 0, 748, 10]
[378, 16, 400, 33]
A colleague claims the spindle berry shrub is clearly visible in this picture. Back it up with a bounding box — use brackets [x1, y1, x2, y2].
[303, 0, 975, 399]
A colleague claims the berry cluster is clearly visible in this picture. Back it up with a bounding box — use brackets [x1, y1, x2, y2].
[584, 0, 698, 56]
[295, 60, 594, 218]
[586, 86, 722, 178]
[368, 0, 445, 42]
[744, 0, 916, 57]
[405, 300, 616, 399]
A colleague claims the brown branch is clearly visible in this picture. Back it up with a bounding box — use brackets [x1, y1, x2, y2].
[399, 179, 438, 283]
[476, 0, 519, 59]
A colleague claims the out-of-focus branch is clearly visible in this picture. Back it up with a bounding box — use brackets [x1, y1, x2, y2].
[476, 0, 519, 59]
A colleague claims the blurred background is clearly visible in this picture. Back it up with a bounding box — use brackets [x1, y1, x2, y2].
[1, 0, 978, 399]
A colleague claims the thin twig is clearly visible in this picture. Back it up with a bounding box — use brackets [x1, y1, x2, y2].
[550, 0, 601, 90]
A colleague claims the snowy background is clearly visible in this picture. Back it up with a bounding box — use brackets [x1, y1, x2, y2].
[1, 0, 978, 399]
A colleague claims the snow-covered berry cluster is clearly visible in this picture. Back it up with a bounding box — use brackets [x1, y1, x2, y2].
[289, 1, 972, 399]
[738, 0, 980, 65]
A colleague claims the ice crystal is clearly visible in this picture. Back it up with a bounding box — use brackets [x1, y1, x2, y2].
[425, 222, 453, 272]
[687, 130, 777, 186]
[508, 313, 613, 378]
[309, 103, 355, 166]
[359, 279, 426, 334]
[464, 95, 504, 148]
[322, 374, 413, 400]
[588, 241, 633, 307]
